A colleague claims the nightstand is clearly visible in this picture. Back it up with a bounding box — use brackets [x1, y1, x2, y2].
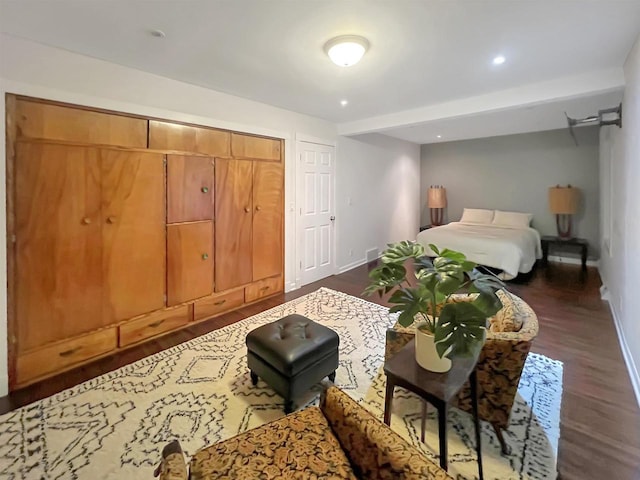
[541, 236, 588, 271]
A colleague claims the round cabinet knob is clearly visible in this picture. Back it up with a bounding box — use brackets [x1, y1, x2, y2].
[244, 206, 250, 213]
[201, 187, 209, 193]
[81, 217, 91, 225]
[255, 205, 261, 212]
[106, 216, 116, 224]
[202, 253, 209, 260]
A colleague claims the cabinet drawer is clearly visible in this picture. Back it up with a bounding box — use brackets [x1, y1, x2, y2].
[119, 305, 190, 347]
[194, 289, 245, 322]
[149, 120, 230, 156]
[245, 276, 283, 303]
[16, 98, 147, 147]
[16, 327, 117, 385]
[231, 133, 281, 161]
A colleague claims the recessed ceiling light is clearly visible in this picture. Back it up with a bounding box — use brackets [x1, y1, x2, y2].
[150, 29, 166, 38]
[340, 100, 348, 106]
[436, 135, 442, 139]
[324, 35, 369, 67]
[493, 55, 506, 65]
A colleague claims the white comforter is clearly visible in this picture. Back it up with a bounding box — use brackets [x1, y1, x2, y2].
[416, 222, 542, 279]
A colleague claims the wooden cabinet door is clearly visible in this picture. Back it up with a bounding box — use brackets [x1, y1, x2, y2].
[231, 133, 281, 161]
[167, 155, 214, 223]
[15, 143, 103, 350]
[149, 121, 230, 157]
[214, 159, 253, 291]
[252, 161, 284, 280]
[16, 99, 147, 148]
[167, 222, 214, 305]
[100, 150, 166, 322]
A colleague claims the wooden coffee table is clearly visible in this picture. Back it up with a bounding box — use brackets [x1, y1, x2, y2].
[383, 339, 483, 479]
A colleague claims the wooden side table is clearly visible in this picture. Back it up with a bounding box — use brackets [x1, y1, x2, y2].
[541, 235, 588, 271]
[383, 339, 483, 479]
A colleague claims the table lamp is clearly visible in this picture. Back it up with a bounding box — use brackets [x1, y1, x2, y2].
[428, 186, 447, 226]
[548, 185, 579, 239]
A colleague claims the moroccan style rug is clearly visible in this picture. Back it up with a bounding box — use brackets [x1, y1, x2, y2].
[0, 288, 562, 479]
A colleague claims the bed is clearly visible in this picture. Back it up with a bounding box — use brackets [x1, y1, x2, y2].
[416, 209, 542, 280]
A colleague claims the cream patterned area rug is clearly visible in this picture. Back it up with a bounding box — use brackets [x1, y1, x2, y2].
[0, 288, 562, 479]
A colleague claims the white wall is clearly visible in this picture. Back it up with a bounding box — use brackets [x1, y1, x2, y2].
[599, 32, 640, 405]
[336, 134, 421, 271]
[0, 34, 421, 395]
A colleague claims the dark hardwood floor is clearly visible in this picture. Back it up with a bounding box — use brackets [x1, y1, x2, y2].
[2, 262, 639, 479]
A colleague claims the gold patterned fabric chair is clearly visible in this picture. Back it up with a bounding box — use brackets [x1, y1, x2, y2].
[154, 386, 452, 480]
[385, 291, 539, 455]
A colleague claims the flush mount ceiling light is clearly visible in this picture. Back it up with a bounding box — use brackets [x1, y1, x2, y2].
[340, 99, 348, 106]
[493, 55, 506, 65]
[324, 35, 369, 67]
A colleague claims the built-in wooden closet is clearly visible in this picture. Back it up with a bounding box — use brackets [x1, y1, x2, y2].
[5, 95, 284, 390]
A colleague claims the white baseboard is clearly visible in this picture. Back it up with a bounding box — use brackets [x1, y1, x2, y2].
[338, 257, 367, 274]
[547, 255, 599, 267]
[606, 296, 640, 408]
[285, 281, 298, 293]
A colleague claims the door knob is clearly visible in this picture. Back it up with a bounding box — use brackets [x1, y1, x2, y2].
[106, 216, 116, 224]
[81, 217, 91, 225]
[330, 216, 336, 221]
[244, 206, 250, 213]
[201, 187, 209, 193]
[202, 253, 209, 260]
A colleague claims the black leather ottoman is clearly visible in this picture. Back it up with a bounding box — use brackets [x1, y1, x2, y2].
[246, 314, 339, 413]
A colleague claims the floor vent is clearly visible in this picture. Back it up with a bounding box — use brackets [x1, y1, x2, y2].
[366, 248, 379, 263]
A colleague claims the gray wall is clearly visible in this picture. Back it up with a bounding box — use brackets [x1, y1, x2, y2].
[420, 126, 600, 258]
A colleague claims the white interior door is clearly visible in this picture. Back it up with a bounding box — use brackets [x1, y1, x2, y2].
[297, 141, 335, 286]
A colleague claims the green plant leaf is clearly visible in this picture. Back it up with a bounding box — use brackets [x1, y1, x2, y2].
[388, 287, 429, 327]
[363, 263, 407, 297]
[434, 302, 487, 358]
[431, 257, 464, 295]
[381, 241, 424, 264]
[466, 269, 505, 316]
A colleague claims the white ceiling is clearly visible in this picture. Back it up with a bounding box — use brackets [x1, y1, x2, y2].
[1, 0, 638, 144]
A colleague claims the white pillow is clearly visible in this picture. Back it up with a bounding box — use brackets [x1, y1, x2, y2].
[460, 208, 495, 224]
[492, 210, 533, 228]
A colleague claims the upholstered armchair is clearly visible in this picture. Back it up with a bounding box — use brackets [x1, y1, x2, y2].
[155, 386, 452, 480]
[385, 290, 539, 455]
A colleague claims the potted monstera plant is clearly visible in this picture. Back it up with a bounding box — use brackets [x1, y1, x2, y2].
[364, 242, 506, 372]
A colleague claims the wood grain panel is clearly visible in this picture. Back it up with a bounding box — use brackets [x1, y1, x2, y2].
[149, 120, 230, 156]
[15, 143, 103, 350]
[215, 159, 253, 291]
[252, 161, 284, 280]
[167, 222, 214, 305]
[101, 149, 166, 322]
[119, 305, 190, 347]
[193, 289, 245, 322]
[167, 155, 214, 223]
[6, 94, 18, 388]
[245, 275, 283, 303]
[16, 327, 117, 386]
[16, 99, 147, 147]
[231, 133, 281, 161]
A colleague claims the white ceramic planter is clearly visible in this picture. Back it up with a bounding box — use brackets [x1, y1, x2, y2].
[415, 327, 452, 373]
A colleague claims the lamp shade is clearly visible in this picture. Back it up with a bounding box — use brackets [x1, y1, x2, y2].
[548, 186, 579, 214]
[428, 186, 447, 208]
